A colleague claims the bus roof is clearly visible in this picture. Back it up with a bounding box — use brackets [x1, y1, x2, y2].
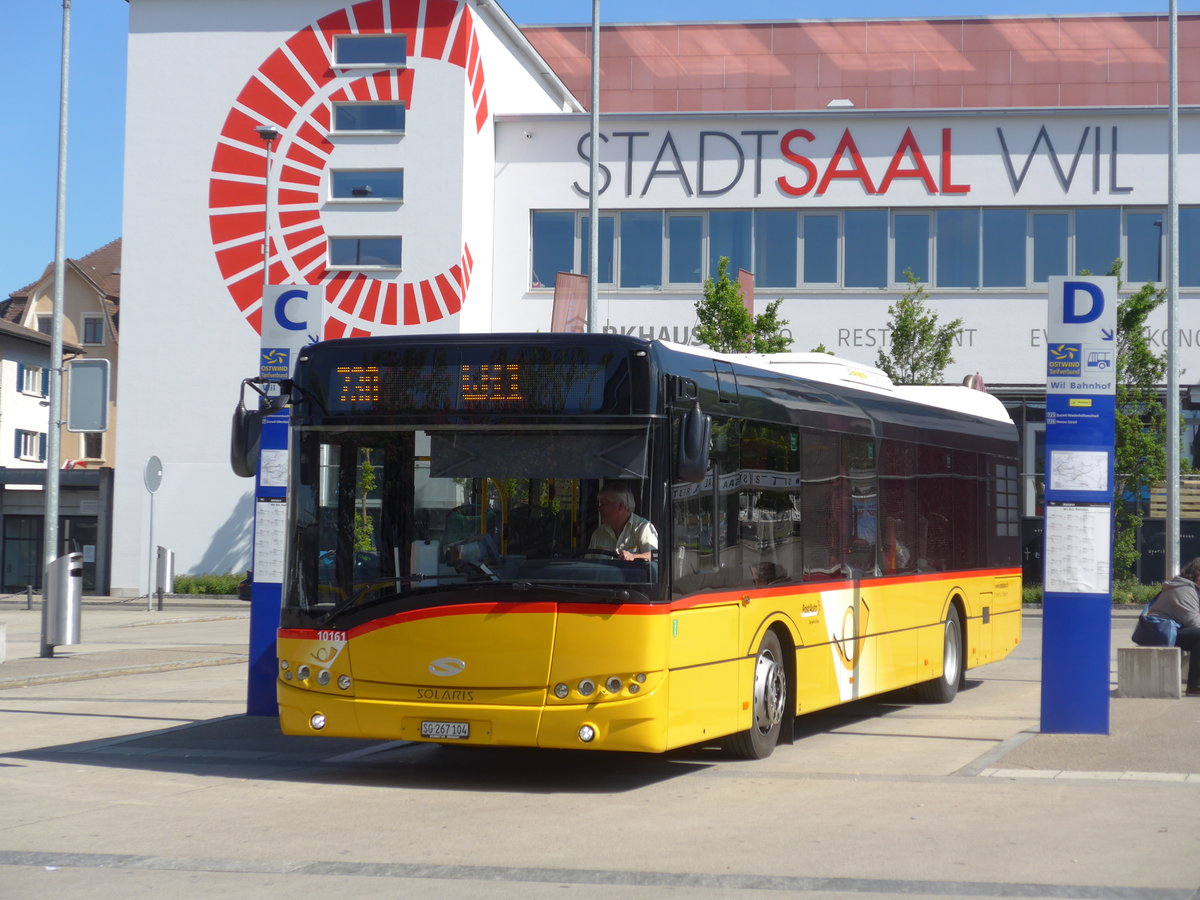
[656, 342, 1013, 426]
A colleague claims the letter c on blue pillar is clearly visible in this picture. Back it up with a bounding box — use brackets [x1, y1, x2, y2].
[274, 289, 309, 332]
[1062, 281, 1105, 324]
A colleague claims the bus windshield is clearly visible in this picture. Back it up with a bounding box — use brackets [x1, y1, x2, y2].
[286, 425, 662, 625]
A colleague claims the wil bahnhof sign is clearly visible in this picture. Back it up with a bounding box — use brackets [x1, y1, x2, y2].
[1042, 275, 1117, 734]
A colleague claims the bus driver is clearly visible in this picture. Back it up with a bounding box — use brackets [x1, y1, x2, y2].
[589, 482, 658, 561]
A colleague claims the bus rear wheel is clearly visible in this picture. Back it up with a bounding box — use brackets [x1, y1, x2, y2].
[914, 605, 963, 703]
[722, 630, 787, 759]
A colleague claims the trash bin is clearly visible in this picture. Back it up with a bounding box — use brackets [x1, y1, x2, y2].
[41, 551, 83, 658]
[155, 546, 175, 610]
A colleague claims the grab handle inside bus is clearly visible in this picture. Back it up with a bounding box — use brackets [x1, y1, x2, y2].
[677, 402, 711, 483]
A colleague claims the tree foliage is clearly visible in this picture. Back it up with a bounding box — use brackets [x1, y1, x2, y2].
[1108, 260, 1168, 580]
[875, 270, 964, 385]
[694, 257, 792, 354]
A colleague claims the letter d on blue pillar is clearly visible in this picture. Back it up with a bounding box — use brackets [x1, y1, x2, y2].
[1041, 276, 1117, 734]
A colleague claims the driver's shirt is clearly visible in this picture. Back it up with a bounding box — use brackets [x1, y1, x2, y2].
[589, 512, 659, 555]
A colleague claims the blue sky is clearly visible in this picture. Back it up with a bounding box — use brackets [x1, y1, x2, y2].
[2, 0, 1193, 296]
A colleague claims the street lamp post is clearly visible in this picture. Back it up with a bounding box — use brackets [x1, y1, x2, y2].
[245, 123, 282, 716]
[255, 124, 280, 297]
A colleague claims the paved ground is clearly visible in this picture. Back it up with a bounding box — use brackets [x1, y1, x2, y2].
[0, 598, 1197, 898]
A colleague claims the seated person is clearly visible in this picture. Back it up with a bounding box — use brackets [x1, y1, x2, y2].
[589, 482, 658, 561]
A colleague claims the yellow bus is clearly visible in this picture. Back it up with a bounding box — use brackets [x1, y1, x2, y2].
[247, 333, 1020, 758]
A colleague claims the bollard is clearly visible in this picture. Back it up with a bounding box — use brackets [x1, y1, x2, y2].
[155, 546, 175, 611]
[41, 552, 83, 659]
[26, 585, 33, 611]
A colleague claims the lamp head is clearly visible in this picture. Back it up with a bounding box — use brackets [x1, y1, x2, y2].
[255, 124, 281, 143]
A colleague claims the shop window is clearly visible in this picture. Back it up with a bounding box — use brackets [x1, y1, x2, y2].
[330, 170, 403, 201]
[328, 237, 402, 269]
[332, 102, 405, 133]
[334, 34, 407, 67]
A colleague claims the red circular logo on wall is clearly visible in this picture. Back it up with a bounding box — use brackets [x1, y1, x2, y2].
[208, 0, 488, 338]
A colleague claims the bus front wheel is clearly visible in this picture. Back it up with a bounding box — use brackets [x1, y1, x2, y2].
[914, 605, 963, 703]
[722, 630, 787, 759]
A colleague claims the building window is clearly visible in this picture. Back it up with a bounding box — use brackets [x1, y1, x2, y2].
[15, 430, 46, 462]
[894, 213, 929, 283]
[527, 205, 1200, 293]
[36, 316, 51, 335]
[581, 214, 615, 284]
[803, 215, 838, 284]
[17, 363, 47, 397]
[1074, 208, 1120, 277]
[83, 432, 103, 460]
[330, 169, 404, 202]
[755, 210, 798, 288]
[328, 237, 402, 269]
[1183, 208, 1200, 288]
[334, 34, 407, 67]
[1033, 212, 1068, 282]
[332, 102, 405, 133]
[668, 214, 703, 284]
[1126, 211, 1164, 283]
[936, 208, 981, 288]
[531, 211, 574, 288]
[82, 314, 105, 345]
[982, 209, 1027, 288]
[709, 210, 752, 280]
[620, 211, 664, 288]
[844, 210, 887, 288]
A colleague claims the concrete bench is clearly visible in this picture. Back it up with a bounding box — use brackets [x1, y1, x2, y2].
[1117, 646, 1183, 699]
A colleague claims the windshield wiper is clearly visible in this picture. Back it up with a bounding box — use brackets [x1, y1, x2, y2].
[319, 572, 472, 625]
[509, 582, 643, 602]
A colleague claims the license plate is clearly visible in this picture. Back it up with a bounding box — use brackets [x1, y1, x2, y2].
[421, 720, 469, 739]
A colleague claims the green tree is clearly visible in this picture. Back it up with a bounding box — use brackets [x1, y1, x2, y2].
[355, 450, 378, 553]
[694, 257, 792, 353]
[1108, 260, 1168, 580]
[875, 269, 963, 384]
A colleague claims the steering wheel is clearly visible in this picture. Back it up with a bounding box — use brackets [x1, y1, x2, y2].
[577, 548, 621, 559]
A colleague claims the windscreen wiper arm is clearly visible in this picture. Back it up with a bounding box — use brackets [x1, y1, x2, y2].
[509, 582, 640, 602]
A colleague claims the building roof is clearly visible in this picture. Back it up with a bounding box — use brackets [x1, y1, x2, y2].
[1, 238, 121, 335]
[522, 13, 1200, 112]
[0, 317, 83, 355]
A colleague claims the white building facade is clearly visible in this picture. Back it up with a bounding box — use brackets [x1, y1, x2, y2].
[114, 0, 1200, 592]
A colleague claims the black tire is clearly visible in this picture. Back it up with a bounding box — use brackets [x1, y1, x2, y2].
[722, 630, 787, 759]
[913, 605, 963, 703]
